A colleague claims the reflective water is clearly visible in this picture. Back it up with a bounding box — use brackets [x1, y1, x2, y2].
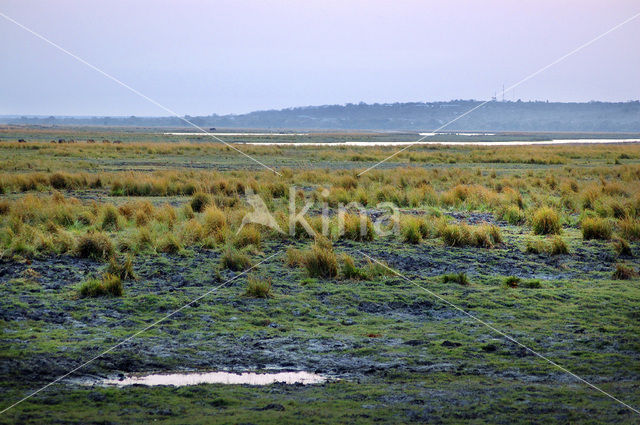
[99, 371, 329, 387]
[242, 138, 640, 147]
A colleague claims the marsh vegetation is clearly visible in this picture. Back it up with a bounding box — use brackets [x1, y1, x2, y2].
[1, 129, 639, 424]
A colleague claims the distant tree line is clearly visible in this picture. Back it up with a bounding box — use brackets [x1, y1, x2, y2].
[3, 100, 640, 131]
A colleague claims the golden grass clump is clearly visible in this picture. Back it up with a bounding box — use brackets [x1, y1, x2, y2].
[75, 232, 114, 260]
[581, 217, 612, 240]
[285, 246, 305, 268]
[202, 205, 227, 234]
[531, 206, 561, 235]
[303, 239, 339, 279]
[234, 225, 262, 249]
[157, 233, 182, 254]
[400, 215, 432, 244]
[341, 213, 375, 242]
[78, 273, 123, 297]
[100, 204, 120, 231]
[618, 218, 640, 241]
[190, 192, 212, 213]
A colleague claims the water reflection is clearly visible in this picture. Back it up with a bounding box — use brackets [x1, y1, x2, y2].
[100, 371, 329, 387]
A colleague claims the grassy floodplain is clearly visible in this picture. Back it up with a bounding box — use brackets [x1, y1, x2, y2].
[1, 126, 640, 424]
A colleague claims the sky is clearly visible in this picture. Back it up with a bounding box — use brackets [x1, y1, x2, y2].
[1, 0, 639, 116]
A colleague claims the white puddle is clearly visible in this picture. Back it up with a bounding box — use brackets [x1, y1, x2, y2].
[96, 371, 329, 387]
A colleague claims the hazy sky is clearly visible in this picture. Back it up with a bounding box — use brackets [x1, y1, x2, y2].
[1, 0, 639, 116]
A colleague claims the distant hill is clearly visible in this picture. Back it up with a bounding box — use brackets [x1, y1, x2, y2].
[3, 100, 640, 131]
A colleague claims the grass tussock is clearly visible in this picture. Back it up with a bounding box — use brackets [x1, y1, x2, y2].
[157, 233, 182, 254]
[302, 239, 338, 279]
[340, 254, 369, 280]
[503, 275, 542, 288]
[75, 232, 114, 260]
[618, 218, 640, 241]
[400, 216, 432, 244]
[439, 222, 501, 248]
[190, 192, 212, 213]
[613, 238, 632, 257]
[341, 213, 375, 242]
[612, 263, 638, 280]
[442, 272, 470, 285]
[526, 236, 569, 255]
[79, 273, 123, 297]
[220, 247, 253, 271]
[582, 217, 612, 240]
[244, 276, 272, 298]
[107, 255, 137, 280]
[531, 207, 561, 235]
[234, 225, 261, 249]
